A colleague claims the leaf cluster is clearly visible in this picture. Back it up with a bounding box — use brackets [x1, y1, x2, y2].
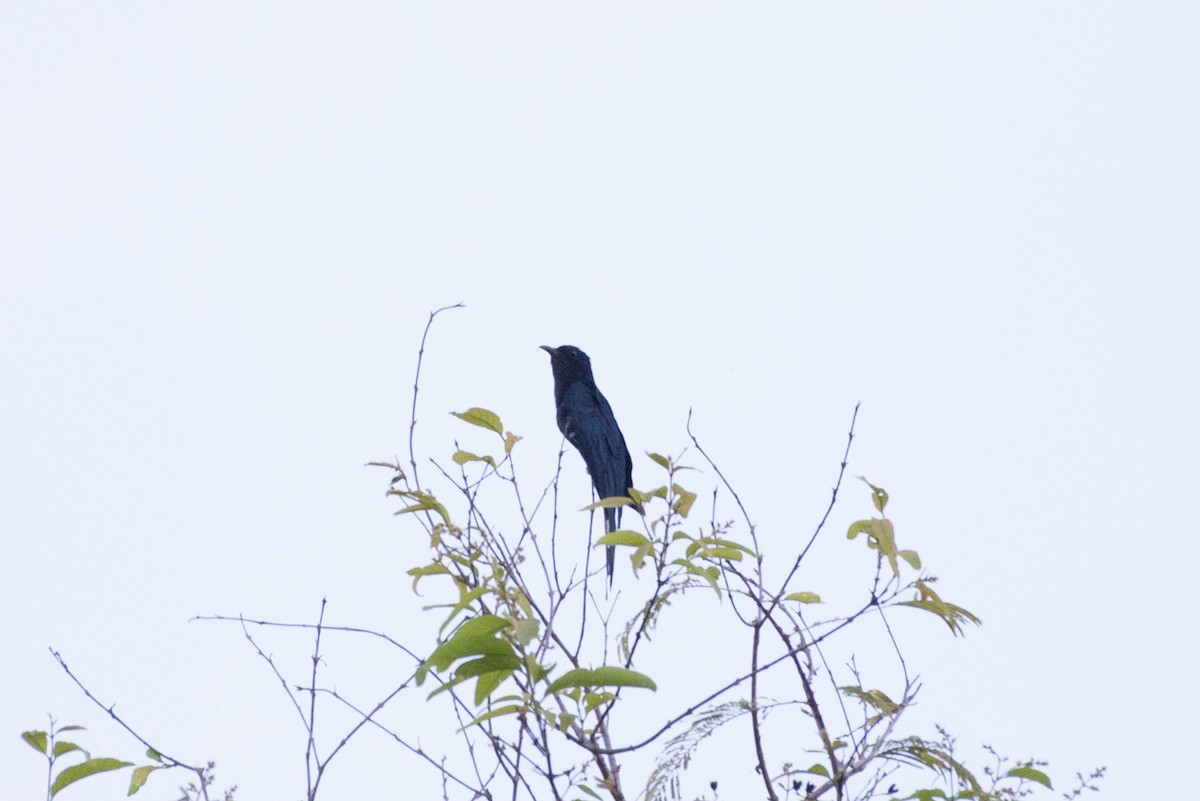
[21, 718, 230, 800]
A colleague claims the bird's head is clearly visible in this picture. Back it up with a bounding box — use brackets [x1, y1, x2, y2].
[540, 344, 595, 382]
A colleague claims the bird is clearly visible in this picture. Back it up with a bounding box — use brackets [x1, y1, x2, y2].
[540, 345, 633, 584]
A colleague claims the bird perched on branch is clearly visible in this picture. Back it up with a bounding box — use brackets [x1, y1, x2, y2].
[540, 345, 633, 584]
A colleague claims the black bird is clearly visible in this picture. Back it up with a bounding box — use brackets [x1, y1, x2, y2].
[540, 345, 633, 584]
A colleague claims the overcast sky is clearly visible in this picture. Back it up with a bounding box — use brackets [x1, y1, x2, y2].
[2, 3, 1197, 800]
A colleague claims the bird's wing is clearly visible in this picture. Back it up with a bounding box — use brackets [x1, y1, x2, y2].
[594, 390, 633, 497]
[559, 381, 631, 503]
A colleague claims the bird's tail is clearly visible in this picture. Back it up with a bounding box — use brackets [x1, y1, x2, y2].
[603, 506, 619, 585]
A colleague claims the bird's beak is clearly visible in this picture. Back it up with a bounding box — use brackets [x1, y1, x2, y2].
[539, 345, 555, 356]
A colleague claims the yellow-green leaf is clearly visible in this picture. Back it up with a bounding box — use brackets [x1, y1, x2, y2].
[693, 546, 744, 562]
[463, 703, 524, 729]
[21, 730, 48, 754]
[839, 685, 900, 717]
[451, 407, 503, 434]
[51, 758, 133, 797]
[847, 520, 871, 540]
[858, 476, 888, 512]
[511, 617, 540, 647]
[596, 530, 651, 548]
[392, 490, 453, 528]
[473, 666, 515, 705]
[899, 579, 982, 635]
[583, 496, 635, 511]
[407, 562, 450, 593]
[547, 666, 657, 693]
[452, 450, 496, 468]
[785, 591, 822, 604]
[583, 690, 616, 714]
[672, 484, 697, 517]
[424, 627, 516, 673]
[1006, 766, 1052, 789]
[672, 558, 722, 598]
[52, 741, 82, 757]
[128, 765, 159, 795]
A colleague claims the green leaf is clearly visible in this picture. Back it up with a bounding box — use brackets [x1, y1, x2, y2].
[647, 452, 671, 470]
[525, 653, 550, 683]
[589, 666, 657, 690]
[596, 529, 651, 548]
[707, 537, 757, 557]
[407, 562, 451, 593]
[454, 654, 523, 681]
[838, 685, 901, 722]
[391, 490, 453, 528]
[145, 747, 163, 762]
[583, 690, 617, 713]
[425, 633, 516, 672]
[424, 673, 468, 698]
[128, 765, 159, 794]
[627, 486, 655, 507]
[911, 790, 949, 801]
[511, 617, 540, 647]
[695, 546, 744, 562]
[804, 763, 830, 777]
[53, 740, 83, 757]
[547, 666, 657, 693]
[452, 450, 497, 469]
[1006, 766, 1053, 789]
[436, 586, 491, 636]
[463, 703, 524, 728]
[671, 484, 697, 517]
[672, 558, 722, 597]
[423, 614, 516, 682]
[899, 549, 921, 570]
[21, 730, 48, 754]
[454, 614, 510, 639]
[784, 591, 822, 604]
[473, 666, 515, 705]
[51, 758, 133, 797]
[846, 519, 871, 540]
[899, 579, 982, 636]
[57, 725, 86, 733]
[848, 516, 904, 575]
[858, 476, 888, 512]
[451, 407, 503, 435]
[640, 485, 670, 503]
[582, 496, 635, 511]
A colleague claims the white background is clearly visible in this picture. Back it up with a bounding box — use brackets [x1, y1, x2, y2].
[3, 3, 1197, 800]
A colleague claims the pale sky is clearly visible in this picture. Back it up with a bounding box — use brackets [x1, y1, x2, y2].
[2, 3, 1197, 800]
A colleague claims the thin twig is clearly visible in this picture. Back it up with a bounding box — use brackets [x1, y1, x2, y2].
[305, 599, 327, 799]
[587, 594, 875, 756]
[49, 649, 211, 799]
[408, 302, 465, 491]
[318, 688, 484, 797]
[195, 614, 426, 664]
[785, 402, 860, 587]
[749, 622, 778, 801]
